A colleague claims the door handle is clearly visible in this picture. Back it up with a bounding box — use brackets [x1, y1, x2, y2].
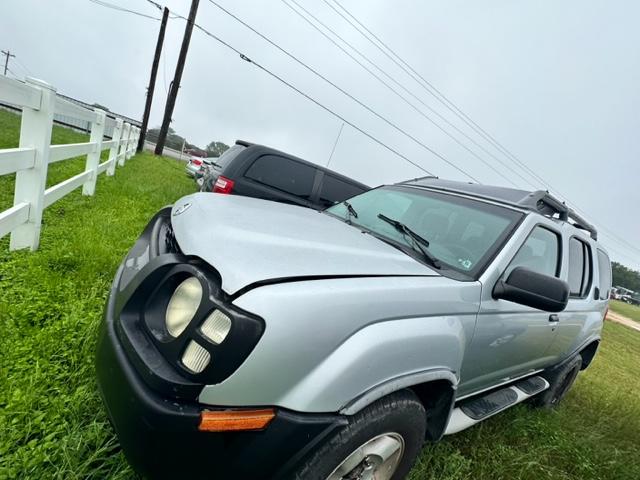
[549, 314, 559, 323]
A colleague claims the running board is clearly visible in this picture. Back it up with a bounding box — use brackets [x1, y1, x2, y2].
[444, 376, 549, 435]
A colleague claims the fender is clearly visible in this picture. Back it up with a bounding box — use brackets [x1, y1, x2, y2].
[340, 368, 458, 415]
[198, 276, 481, 412]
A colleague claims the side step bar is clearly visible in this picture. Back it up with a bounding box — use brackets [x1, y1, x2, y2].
[444, 376, 549, 435]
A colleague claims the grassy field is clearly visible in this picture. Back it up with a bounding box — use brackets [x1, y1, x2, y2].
[1, 110, 639, 479]
[609, 299, 640, 323]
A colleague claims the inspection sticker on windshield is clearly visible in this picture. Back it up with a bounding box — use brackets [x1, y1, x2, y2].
[458, 258, 473, 270]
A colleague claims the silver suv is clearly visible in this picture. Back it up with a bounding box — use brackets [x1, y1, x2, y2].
[96, 177, 611, 480]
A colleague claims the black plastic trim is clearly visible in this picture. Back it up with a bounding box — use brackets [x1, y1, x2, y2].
[96, 294, 346, 479]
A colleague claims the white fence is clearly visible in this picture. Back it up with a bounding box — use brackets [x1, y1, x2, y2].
[0, 76, 140, 251]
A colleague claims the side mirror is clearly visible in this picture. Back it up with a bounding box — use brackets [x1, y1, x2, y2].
[493, 267, 569, 312]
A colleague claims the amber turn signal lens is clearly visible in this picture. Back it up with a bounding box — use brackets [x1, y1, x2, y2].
[198, 408, 275, 432]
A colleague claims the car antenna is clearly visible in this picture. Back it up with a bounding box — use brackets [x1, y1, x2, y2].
[326, 122, 345, 168]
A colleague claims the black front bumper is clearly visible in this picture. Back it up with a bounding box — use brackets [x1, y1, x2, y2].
[96, 262, 345, 480]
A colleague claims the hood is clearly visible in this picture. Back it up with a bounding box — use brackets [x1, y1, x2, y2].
[170, 193, 439, 294]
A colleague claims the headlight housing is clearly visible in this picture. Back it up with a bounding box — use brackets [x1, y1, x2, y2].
[200, 310, 232, 344]
[165, 277, 202, 337]
[118, 259, 265, 390]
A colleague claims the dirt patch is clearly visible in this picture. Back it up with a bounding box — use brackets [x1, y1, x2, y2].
[607, 310, 640, 332]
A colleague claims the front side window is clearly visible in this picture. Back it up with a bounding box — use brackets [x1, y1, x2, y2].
[244, 155, 315, 199]
[507, 226, 560, 278]
[597, 249, 612, 300]
[325, 186, 522, 276]
[568, 237, 592, 297]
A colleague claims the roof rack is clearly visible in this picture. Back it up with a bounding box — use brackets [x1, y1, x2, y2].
[518, 191, 598, 240]
[396, 178, 599, 241]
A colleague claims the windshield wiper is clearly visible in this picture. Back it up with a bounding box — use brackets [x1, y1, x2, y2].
[343, 201, 358, 223]
[377, 213, 441, 269]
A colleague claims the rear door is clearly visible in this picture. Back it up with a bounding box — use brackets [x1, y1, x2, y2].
[238, 154, 318, 207]
[546, 232, 594, 358]
[459, 221, 562, 397]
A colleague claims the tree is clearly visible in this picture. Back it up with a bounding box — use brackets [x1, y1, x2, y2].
[612, 261, 640, 292]
[205, 141, 229, 157]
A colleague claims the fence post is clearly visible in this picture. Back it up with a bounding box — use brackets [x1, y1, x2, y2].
[10, 77, 56, 251]
[127, 127, 137, 159]
[107, 118, 123, 176]
[82, 108, 106, 196]
[119, 123, 130, 166]
[133, 127, 140, 155]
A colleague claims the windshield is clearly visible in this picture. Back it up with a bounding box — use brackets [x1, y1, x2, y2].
[326, 186, 522, 275]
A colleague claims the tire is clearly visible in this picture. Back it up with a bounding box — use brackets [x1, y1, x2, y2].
[293, 390, 426, 480]
[530, 354, 582, 409]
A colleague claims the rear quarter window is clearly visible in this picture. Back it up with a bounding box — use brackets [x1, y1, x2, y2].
[568, 237, 592, 298]
[596, 249, 612, 300]
[216, 144, 245, 169]
[244, 155, 316, 199]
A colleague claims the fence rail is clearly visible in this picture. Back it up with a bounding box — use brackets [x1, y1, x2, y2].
[0, 75, 140, 251]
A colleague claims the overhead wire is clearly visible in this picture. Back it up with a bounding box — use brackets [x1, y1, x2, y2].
[88, 0, 160, 20]
[204, 0, 476, 181]
[326, 0, 639, 263]
[281, 0, 531, 188]
[129, 0, 636, 265]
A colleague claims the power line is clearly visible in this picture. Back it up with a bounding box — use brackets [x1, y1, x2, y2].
[12, 56, 32, 76]
[88, 0, 160, 20]
[326, 0, 640, 262]
[190, 23, 433, 175]
[282, 0, 533, 189]
[205, 0, 475, 181]
[133, 1, 636, 265]
[136, 1, 433, 174]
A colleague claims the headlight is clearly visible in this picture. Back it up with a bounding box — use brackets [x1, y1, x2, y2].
[200, 310, 232, 344]
[165, 276, 202, 337]
[182, 340, 211, 373]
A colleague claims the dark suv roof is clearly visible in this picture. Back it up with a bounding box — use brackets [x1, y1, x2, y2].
[233, 140, 368, 188]
[200, 140, 369, 210]
[400, 177, 598, 240]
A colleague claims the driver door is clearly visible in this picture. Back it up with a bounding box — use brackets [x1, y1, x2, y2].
[458, 224, 562, 398]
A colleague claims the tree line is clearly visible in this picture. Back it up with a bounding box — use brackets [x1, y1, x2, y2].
[612, 261, 640, 292]
[145, 127, 229, 158]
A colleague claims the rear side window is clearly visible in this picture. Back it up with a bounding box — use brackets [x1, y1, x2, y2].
[244, 155, 315, 199]
[568, 237, 592, 297]
[507, 226, 560, 277]
[216, 144, 245, 169]
[597, 249, 612, 300]
[318, 175, 366, 208]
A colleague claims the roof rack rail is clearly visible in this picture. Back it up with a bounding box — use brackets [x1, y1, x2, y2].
[518, 191, 598, 240]
[397, 175, 439, 184]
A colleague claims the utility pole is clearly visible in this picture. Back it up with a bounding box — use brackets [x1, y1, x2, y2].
[155, 0, 199, 155]
[138, 7, 169, 152]
[1, 50, 15, 76]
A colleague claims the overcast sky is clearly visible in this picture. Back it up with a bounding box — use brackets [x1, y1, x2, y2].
[2, 0, 639, 270]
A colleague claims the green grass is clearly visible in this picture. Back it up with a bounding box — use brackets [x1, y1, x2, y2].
[0, 110, 196, 479]
[1, 109, 639, 479]
[609, 299, 640, 323]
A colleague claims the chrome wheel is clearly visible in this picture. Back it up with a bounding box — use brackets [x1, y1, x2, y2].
[326, 432, 405, 480]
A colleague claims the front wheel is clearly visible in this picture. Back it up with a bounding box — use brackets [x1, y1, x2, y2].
[293, 390, 426, 480]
